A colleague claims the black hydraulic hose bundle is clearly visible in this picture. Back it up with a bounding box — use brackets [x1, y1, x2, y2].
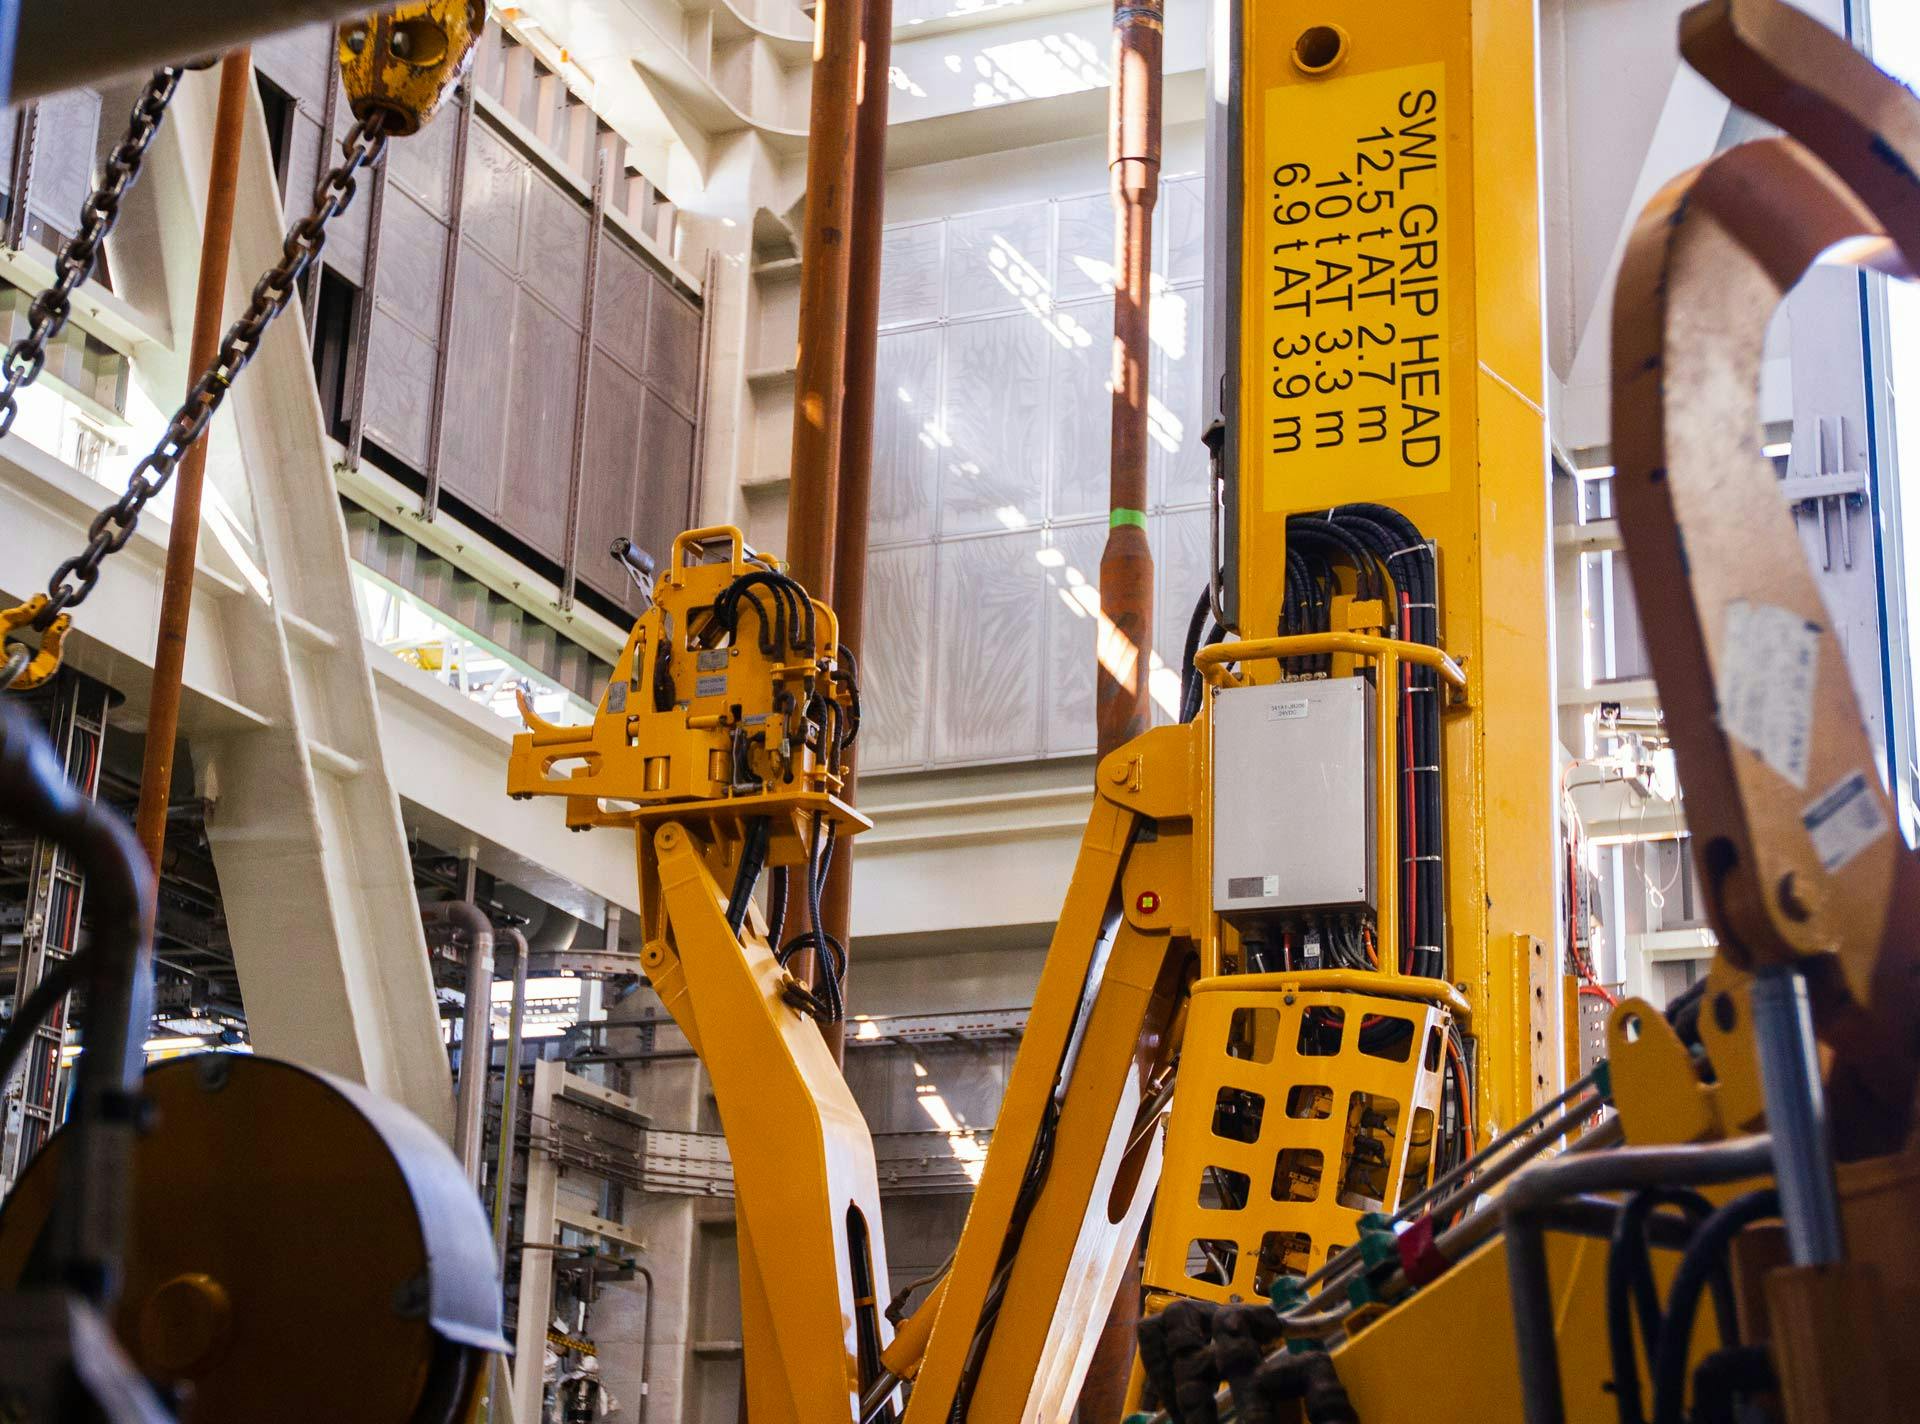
[1649, 1189, 1780, 1424]
[713, 568, 816, 656]
[774, 808, 847, 1020]
[1137, 1297, 1360, 1424]
[1327, 504, 1444, 981]
[1180, 587, 1221, 725]
[727, 817, 773, 936]
[1605, 1188, 1723, 1424]
[710, 571, 859, 1022]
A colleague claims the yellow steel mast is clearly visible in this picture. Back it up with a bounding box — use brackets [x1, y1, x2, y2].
[1124, 0, 1558, 1346]
[1225, 0, 1556, 1146]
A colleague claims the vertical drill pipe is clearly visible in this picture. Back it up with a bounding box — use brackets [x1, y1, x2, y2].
[305, 45, 340, 351]
[344, 147, 387, 471]
[132, 50, 252, 876]
[421, 80, 472, 521]
[560, 147, 608, 611]
[1096, 0, 1163, 756]
[782, 0, 865, 1007]
[1079, 5, 1161, 1418]
[814, 0, 895, 1063]
[690, 249, 717, 525]
[784, 0, 865, 596]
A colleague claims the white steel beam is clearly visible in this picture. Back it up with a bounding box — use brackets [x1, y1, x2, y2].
[0, 446, 638, 928]
[159, 71, 454, 1132]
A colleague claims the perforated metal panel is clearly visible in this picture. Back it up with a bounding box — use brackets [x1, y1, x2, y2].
[1047, 300, 1114, 523]
[863, 545, 934, 769]
[945, 201, 1051, 319]
[878, 222, 944, 329]
[1143, 980, 1451, 1298]
[26, 90, 101, 235]
[932, 530, 1045, 762]
[1042, 519, 1103, 753]
[871, 328, 941, 545]
[861, 178, 1208, 768]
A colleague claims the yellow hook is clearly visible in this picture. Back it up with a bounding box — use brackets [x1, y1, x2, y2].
[0, 595, 71, 693]
[337, 1, 487, 137]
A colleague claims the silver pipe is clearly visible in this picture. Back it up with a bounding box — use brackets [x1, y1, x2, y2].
[484, 926, 527, 1424]
[1502, 1134, 1775, 1424]
[13, 0, 378, 101]
[1291, 1102, 1621, 1306]
[422, 899, 494, 1186]
[0, 704, 155, 1309]
[633, 1263, 655, 1424]
[490, 926, 528, 1262]
[527, 905, 580, 958]
[1394, 1069, 1603, 1223]
[1750, 967, 1845, 1265]
[1150, 1133, 1772, 1424]
[858, 1370, 900, 1424]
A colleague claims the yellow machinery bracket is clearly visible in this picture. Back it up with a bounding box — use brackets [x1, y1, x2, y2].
[648, 819, 890, 1422]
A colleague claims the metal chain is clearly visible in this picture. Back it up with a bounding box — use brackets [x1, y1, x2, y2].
[0, 68, 185, 440]
[33, 112, 391, 631]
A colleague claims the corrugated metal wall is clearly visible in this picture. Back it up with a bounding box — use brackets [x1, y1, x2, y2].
[255, 22, 701, 619]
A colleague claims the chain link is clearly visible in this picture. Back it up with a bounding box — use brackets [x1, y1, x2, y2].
[0, 68, 185, 440]
[34, 113, 391, 630]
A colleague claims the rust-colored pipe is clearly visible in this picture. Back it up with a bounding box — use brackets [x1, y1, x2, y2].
[814, 0, 894, 1064]
[1081, 3, 1162, 1414]
[1095, 0, 1162, 757]
[785, 0, 865, 598]
[784, 0, 865, 1028]
[133, 49, 251, 877]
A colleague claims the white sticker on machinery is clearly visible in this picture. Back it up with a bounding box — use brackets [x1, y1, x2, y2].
[1718, 600, 1818, 789]
[1803, 771, 1890, 873]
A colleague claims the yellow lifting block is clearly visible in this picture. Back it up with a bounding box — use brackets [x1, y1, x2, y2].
[0, 595, 71, 693]
[338, 1, 486, 137]
[1143, 971, 1465, 1301]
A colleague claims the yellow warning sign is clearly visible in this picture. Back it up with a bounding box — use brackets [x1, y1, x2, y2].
[1250, 62, 1453, 511]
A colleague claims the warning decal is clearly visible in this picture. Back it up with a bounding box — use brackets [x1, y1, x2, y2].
[1719, 600, 1817, 790]
[1803, 771, 1889, 874]
[1256, 62, 1453, 511]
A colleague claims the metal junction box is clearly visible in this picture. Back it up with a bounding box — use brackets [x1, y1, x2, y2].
[1211, 677, 1375, 919]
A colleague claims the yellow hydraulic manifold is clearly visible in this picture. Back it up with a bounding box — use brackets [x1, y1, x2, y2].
[508, 526, 857, 831]
[338, 0, 486, 136]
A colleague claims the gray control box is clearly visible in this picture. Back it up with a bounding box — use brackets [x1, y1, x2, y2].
[1211, 677, 1375, 918]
